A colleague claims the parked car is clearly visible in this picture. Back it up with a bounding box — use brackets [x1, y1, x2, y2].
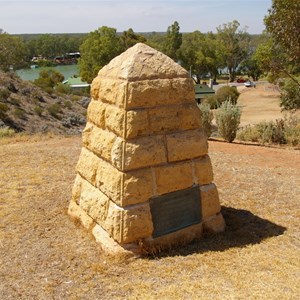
[244, 80, 256, 87]
[237, 78, 247, 83]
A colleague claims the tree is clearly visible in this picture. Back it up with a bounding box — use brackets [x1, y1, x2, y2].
[120, 28, 147, 50]
[163, 21, 182, 61]
[264, 0, 300, 65]
[179, 31, 221, 83]
[78, 26, 123, 83]
[216, 20, 250, 82]
[0, 32, 27, 71]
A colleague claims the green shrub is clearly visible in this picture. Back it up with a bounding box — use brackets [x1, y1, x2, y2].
[215, 101, 241, 142]
[198, 103, 213, 138]
[55, 83, 71, 95]
[237, 125, 260, 142]
[13, 108, 26, 119]
[34, 106, 43, 116]
[284, 114, 300, 146]
[63, 100, 73, 109]
[0, 102, 9, 119]
[216, 86, 240, 105]
[203, 95, 219, 109]
[280, 78, 300, 110]
[47, 103, 62, 119]
[0, 88, 10, 100]
[237, 116, 300, 146]
[0, 127, 15, 138]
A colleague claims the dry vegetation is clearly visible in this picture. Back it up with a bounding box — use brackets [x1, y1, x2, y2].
[0, 135, 299, 299]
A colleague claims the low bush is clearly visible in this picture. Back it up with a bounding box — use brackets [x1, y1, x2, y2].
[198, 103, 213, 138]
[47, 103, 62, 119]
[0, 127, 15, 138]
[280, 78, 300, 110]
[34, 106, 43, 116]
[0, 88, 10, 100]
[13, 108, 26, 120]
[216, 86, 240, 105]
[237, 114, 300, 146]
[215, 101, 241, 142]
[0, 102, 9, 119]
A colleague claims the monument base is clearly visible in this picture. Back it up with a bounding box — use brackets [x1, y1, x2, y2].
[68, 200, 225, 257]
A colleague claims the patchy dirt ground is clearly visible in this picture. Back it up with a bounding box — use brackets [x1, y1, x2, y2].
[1, 136, 299, 299]
[237, 83, 283, 126]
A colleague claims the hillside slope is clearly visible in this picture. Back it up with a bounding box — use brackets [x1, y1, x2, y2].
[0, 71, 88, 134]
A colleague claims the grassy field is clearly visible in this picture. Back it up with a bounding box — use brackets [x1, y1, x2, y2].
[0, 135, 299, 299]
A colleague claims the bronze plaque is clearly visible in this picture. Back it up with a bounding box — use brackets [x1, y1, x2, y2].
[150, 186, 201, 238]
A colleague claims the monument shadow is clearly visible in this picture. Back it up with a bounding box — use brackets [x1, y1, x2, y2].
[147, 206, 286, 258]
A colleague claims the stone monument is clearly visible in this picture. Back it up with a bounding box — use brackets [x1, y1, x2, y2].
[68, 43, 225, 255]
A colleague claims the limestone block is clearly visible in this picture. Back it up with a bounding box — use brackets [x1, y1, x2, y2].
[148, 104, 202, 134]
[76, 147, 100, 185]
[110, 137, 124, 170]
[95, 159, 123, 203]
[123, 135, 167, 171]
[180, 104, 202, 131]
[79, 179, 109, 224]
[193, 155, 214, 185]
[87, 100, 106, 129]
[68, 200, 95, 230]
[102, 201, 123, 243]
[122, 168, 154, 206]
[200, 183, 221, 220]
[149, 106, 181, 133]
[71, 174, 83, 204]
[105, 105, 125, 137]
[126, 109, 150, 139]
[166, 129, 208, 162]
[143, 222, 203, 251]
[92, 224, 140, 256]
[97, 78, 127, 108]
[102, 201, 153, 244]
[90, 77, 101, 100]
[126, 78, 195, 109]
[122, 203, 153, 244]
[154, 162, 193, 195]
[203, 213, 226, 234]
[82, 123, 117, 162]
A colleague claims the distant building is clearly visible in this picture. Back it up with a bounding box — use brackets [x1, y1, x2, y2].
[195, 84, 215, 104]
[63, 76, 89, 89]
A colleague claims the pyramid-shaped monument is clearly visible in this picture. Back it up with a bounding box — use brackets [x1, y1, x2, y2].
[68, 43, 225, 255]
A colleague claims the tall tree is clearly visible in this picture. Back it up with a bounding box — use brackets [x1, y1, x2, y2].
[0, 32, 27, 71]
[264, 0, 300, 65]
[163, 21, 182, 61]
[216, 20, 250, 82]
[78, 26, 122, 83]
[120, 28, 147, 50]
[179, 31, 221, 83]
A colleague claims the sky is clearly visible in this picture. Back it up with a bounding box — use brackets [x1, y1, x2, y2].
[1, 0, 272, 34]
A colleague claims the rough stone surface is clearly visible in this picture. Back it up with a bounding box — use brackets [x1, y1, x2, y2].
[166, 129, 208, 162]
[123, 136, 167, 171]
[87, 100, 106, 128]
[200, 183, 221, 220]
[126, 109, 150, 139]
[193, 155, 214, 185]
[154, 162, 193, 195]
[68, 200, 95, 230]
[203, 213, 226, 234]
[98, 43, 189, 81]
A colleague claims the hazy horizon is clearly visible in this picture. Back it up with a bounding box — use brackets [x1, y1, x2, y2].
[1, 0, 271, 35]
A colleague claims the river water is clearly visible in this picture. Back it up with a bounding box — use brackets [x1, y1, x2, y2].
[16, 65, 79, 81]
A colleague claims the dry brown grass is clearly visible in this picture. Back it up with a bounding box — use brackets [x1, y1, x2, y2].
[1, 136, 299, 299]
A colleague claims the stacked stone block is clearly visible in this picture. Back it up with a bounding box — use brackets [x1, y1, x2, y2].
[68, 43, 225, 254]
